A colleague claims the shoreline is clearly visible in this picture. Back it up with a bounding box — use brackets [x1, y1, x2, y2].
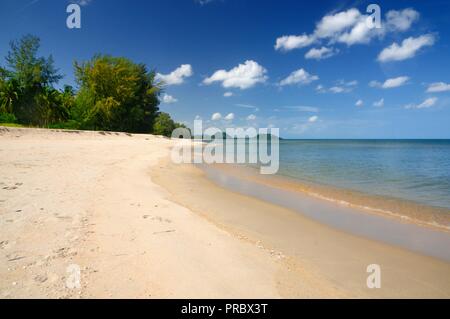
[151, 159, 450, 298]
[199, 163, 450, 261]
[1, 127, 450, 298]
[215, 163, 450, 232]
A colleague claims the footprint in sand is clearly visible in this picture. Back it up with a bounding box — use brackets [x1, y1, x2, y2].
[2, 183, 22, 191]
[0, 240, 9, 249]
[3, 186, 17, 190]
[143, 215, 172, 223]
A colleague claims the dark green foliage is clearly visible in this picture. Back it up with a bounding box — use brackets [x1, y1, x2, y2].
[0, 112, 17, 123]
[153, 112, 189, 137]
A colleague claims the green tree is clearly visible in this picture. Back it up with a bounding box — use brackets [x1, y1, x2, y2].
[153, 112, 189, 137]
[153, 112, 176, 137]
[34, 87, 70, 126]
[0, 35, 62, 124]
[60, 85, 75, 114]
[73, 55, 162, 132]
[4, 35, 61, 87]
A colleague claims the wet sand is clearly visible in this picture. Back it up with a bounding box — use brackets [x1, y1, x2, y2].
[215, 164, 450, 231]
[201, 164, 450, 261]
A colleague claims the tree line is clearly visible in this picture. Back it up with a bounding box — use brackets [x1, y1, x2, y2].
[0, 35, 186, 136]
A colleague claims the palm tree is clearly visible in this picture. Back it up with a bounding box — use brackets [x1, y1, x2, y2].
[0, 79, 20, 114]
[34, 87, 69, 126]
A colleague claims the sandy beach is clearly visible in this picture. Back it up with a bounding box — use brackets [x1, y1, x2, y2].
[1, 127, 449, 298]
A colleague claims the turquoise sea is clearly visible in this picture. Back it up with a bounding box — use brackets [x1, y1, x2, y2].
[275, 140, 450, 210]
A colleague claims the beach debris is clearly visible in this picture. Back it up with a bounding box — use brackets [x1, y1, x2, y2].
[52, 247, 78, 259]
[150, 216, 172, 223]
[153, 229, 176, 235]
[34, 274, 48, 283]
[7, 253, 26, 262]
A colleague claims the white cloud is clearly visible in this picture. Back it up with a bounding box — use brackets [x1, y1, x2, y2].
[427, 82, 450, 93]
[211, 112, 222, 121]
[355, 99, 363, 107]
[224, 113, 235, 120]
[308, 115, 319, 123]
[315, 84, 325, 93]
[275, 34, 315, 51]
[75, 0, 92, 6]
[383, 76, 409, 88]
[337, 17, 378, 45]
[386, 8, 420, 32]
[370, 76, 409, 89]
[342, 80, 358, 86]
[378, 34, 435, 62]
[156, 64, 193, 85]
[317, 80, 357, 94]
[305, 47, 337, 60]
[203, 60, 267, 90]
[223, 92, 234, 97]
[373, 98, 384, 107]
[405, 97, 438, 109]
[329, 86, 346, 93]
[247, 114, 256, 121]
[162, 94, 178, 104]
[315, 8, 361, 39]
[279, 68, 319, 86]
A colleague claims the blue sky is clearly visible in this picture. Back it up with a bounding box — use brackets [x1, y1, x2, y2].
[1, 0, 450, 138]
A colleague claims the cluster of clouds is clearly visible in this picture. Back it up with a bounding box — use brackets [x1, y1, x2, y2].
[404, 97, 438, 110]
[210, 111, 258, 122]
[156, 64, 194, 104]
[211, 112, 234, 121]
[158, 6, 445, 125]
[364, 77, 450, 110]
[274, 8, 434, 63]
